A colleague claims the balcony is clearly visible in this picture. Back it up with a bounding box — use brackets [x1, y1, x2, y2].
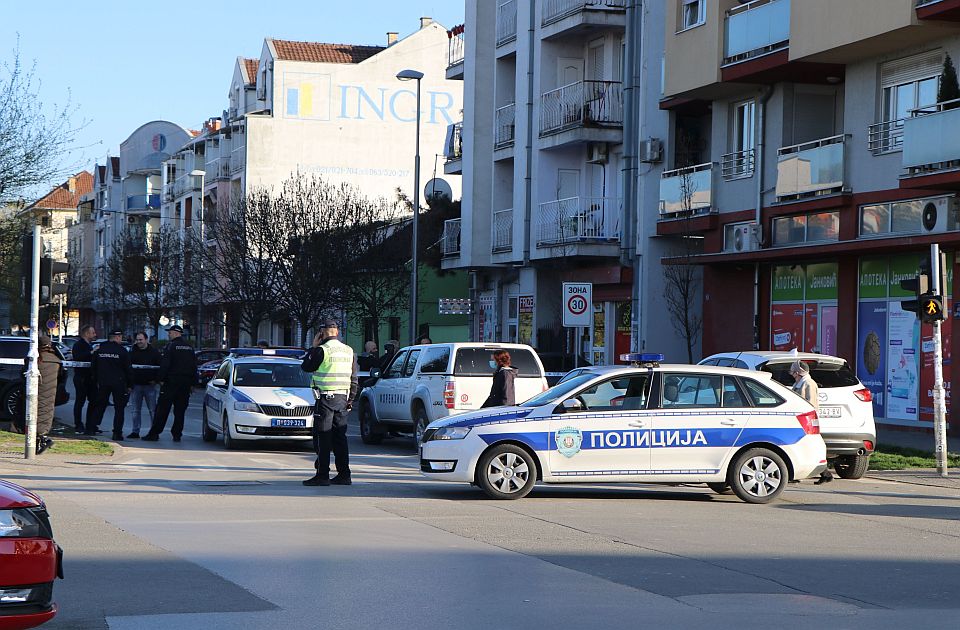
[446, 24, 465, 80]
[720, 149, 755, 180]
[537, 196, 621, 247]
[540, 80, 623, 147]
[126, 194, 161, 213]
[541, 0, 626, 39]
[496, 0, 517, 48]
[492, 209, 513, 253]
[775, 135, 847, 202]
[916, 0, 960, 21]
[659, 163, 714, 217]
[901, 99, 960, 188]
[231, 149, 245, 174]
[442, 219, 461, 257]
[723, 0, 790, 67]
[494, 103, 516, 150]
[209, 156, 232, 180]
[444, 121, 463, 175]
[172, 174, 202, 199]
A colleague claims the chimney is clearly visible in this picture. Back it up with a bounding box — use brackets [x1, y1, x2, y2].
[387, 32, 399, 46]
[420, 16, 433, 28]
[67, 176, 77, 193]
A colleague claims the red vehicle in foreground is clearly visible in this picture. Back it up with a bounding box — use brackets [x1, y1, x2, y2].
[0, 480, 62, 630]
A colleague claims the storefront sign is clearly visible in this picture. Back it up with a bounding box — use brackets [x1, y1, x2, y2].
[771, 266, 804, 302]
[805, 263, 838, 301]
[859, 258, 889, 299]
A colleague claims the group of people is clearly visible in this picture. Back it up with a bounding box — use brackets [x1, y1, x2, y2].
[356, 334, 433, 374]
[71, 324, 197, 444]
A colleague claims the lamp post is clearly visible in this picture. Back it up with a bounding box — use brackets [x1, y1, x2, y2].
[396, 68, 424, 345]
[189, 169, 206, 348]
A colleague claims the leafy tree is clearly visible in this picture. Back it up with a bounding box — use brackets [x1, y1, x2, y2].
[939, 53, 960, 110]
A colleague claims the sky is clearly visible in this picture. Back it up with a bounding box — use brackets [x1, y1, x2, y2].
[4, 0, 464, 177]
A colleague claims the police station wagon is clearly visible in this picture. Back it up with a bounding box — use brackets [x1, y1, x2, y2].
[420, 356, 828, 504]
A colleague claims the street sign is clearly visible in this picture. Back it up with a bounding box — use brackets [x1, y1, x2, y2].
[438, 298, 473, 315]
[45, 319, 57, 330]
[562, 282, 592, 328]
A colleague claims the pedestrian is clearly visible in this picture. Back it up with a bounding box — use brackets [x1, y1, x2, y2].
[87, 328, 133, 440]
[379, 340, 399, 372]
[357, 340, 379, 371]
[72, 325, 98, 433]
[416, 335, 432, 345]
[35, 335, 61, 455]
[143, 325, 197, 443]
[257, 339, 270, 349]
[481, 350, 517, 408]
[300, 320, 358, 487]
[128, 331, 161, 439]
[790, 360, 833, 485]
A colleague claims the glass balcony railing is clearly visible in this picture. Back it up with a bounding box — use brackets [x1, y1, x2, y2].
[723, 0, 790, 65]
[775, 135, 846, 200]
[659, 163, 713, 216]
[903, 99, 960, 174]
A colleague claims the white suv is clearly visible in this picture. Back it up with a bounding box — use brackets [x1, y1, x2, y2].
[357, 343, 548, 447]
[699, 351, 875, 479]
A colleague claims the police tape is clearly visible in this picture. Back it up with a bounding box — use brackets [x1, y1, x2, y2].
[62, 361, 159, 370]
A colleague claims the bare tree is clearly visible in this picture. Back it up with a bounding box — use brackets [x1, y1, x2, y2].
[662, 161, 704, 363]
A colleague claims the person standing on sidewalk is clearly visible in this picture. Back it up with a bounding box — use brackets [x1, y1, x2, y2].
[87, 328, 133, 440]
[143, 325, 196, 443]
[128, 331, 161, 439]
[300, 320, 358, 487]
[72, 325, 98, 433]
[35, 335, 61, 455]
[790, 360, 833, 485]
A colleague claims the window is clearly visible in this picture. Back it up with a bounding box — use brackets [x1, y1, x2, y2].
[384, 350, 408, 379]
[859, 198, 946, 237]
[741, 379, 785, 407]
[453, 347, 541, 377]
[403, 349, 421, 378]
[772, 212, 839, 246]
[720, 377, 748, 408]
[725, 99, 756, 179]
[575, 375, 651, 412]
[680, 0, 705, 30]
[420, 347, 451, 374]
[661, 374, 721, 409]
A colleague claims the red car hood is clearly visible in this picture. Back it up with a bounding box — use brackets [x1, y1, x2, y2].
[0, 479, 43, 509]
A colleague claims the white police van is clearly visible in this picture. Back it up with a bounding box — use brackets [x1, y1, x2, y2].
[358, 343, 548, 448]
[420, 354, 828, 504]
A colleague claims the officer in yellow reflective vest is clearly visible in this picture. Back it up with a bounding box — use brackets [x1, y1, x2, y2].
[300, 319, 359, 486]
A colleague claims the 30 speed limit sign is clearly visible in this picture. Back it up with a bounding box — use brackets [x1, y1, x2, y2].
[562, 282, 592, 327]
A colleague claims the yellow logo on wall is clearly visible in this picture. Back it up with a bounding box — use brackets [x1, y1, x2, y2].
[283, 73, 332, 121]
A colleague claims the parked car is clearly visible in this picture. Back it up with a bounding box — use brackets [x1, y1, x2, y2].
[194, 349, 230, 386]
[536, 352, 592, 386]
[0, 338, 69, 423]
[699, 351, 876, 479]
[0, 479, 62, 628]
[358, 343, 549, 448]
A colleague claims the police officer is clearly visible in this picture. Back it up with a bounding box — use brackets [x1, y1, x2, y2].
[300, 320, 358, 486]
[86, 328, 132, 440]
[72, 325, 98, 433]
[143, 325, 197, 443]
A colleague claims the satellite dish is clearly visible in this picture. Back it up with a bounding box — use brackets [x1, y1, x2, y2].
[424, 178, 453, 200]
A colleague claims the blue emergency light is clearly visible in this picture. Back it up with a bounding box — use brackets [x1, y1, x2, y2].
[620, 353, 664, 366]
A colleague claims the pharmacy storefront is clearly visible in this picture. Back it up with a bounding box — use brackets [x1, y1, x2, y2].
[770, 263, 839, 355]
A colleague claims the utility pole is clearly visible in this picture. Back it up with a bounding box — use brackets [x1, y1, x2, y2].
[929, 243, 949, 477]
[24, 222, 41, 459]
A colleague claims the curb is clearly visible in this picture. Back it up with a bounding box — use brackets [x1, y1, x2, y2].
[865, 470, 960, 490]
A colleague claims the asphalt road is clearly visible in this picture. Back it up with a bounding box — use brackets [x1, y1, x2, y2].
[3, 392, 959, 629]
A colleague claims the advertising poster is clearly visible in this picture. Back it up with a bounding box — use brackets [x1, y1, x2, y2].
[820, 305, 838, 356]
[771, 304, 804, 350]
[478, 296, 495, 342]
[920, 300, 952, 422]
[886, 300, 920, 422]
[803, 304, 819, 353]
[518, 296, 535, 346]
[857, 301, 887, 420]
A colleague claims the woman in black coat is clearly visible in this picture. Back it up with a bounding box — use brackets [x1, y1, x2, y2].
[482, 350, 517, 408]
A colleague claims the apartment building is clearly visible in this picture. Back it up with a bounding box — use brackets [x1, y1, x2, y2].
[451, 0, 688, 366]
[656, 0, 960, 432]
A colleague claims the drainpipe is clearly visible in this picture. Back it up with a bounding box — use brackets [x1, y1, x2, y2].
[754, 86, 774, 350]
[522, 3, 536, 265]
[622, 0, 643, 352]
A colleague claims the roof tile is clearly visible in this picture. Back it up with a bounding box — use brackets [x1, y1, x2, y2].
[243, 58, 259, 84]
[271, 39, 384, 64]
[30, 171, 93, 210]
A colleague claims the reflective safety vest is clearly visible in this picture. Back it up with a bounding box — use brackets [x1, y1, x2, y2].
[311, 339, 354, 392]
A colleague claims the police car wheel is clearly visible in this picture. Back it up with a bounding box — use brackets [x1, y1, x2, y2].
[728, 448, 787, 504]
[359, 401, 385, 445]
[707, 483, 732, 495]
[222, 415, 239, 450]
[476, 444, 537, 500]
[201, 407, 217, 442]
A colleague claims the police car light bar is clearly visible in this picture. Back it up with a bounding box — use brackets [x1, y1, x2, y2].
[620, 353, 664, 366]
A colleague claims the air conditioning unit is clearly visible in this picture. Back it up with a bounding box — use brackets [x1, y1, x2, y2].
[126, 216, 138, 224]
[639, 138, 663, 163]
[920, 196, 959, 234]
[587, 143, 608, 164]
[727, 222, 760, 253]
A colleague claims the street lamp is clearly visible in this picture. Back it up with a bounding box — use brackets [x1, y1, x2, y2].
[189, 169, 205, 347]
[396, 68, 424, 345]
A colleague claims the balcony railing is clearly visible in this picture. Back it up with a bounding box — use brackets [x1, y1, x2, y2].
[775, 134, 846, 200]
[721, 149, 755, 180]
[442, 219, 461, 256]
[447, 24, 465, 68]
[868, 118, 905, 155]
[172, 174, 202, 199]
[218, 157, 232, 179]
[659, 163, 714, 216]
[917, 0, 944, 6]
[492, 209, 513, 252]
[496, 0, 517, 46]
[495, 103, 516, 149]
[903, 99, 960, 174]
[537, 196, 621, 245]
[231, 150, 245, 173]
[126, 194, 161, 211]
[540, 80, 623, 136]
[723, 0, 790, 66]
[445, 121, 464, 162]
[542, 0, 627, 26]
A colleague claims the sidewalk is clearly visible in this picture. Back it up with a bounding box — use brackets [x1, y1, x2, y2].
[875, 424, 959, 453]
[865, 469, 960, 490]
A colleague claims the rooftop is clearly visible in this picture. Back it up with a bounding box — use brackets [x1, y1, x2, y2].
[25, 171, 93, 212]
[270, 39, 385, 64]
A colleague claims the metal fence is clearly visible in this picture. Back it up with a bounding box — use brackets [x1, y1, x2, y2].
[542, 0, 627, 26]
[492, 209, 513, 252]
[537, 197, 621, 245]
[495, 103, 516, 149]
[540, 80, 623, 136]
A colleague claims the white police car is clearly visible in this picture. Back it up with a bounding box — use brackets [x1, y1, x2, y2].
[202, 356, 315, 449]
[420, 355, 828, 504]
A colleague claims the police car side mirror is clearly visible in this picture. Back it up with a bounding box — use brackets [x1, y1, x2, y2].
[211, 378, 227, 389]
[558, 398, 583, 413]
[370, 368, 381, 379]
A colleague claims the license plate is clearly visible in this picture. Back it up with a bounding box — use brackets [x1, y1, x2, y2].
[819, 406, 842, 418]
[271, 418, 307, 428]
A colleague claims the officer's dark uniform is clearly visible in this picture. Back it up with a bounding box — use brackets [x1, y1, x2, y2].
[72, 335, 98, 432]
[144, 326, 197, 442]
[86, 330, 132, 439]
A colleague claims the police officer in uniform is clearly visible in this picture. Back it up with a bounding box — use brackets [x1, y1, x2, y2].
[86, 328, 132, 440]
[72, 325, 98, 433]
[143, 325, 197, 443]
[300, 320, 358, 486]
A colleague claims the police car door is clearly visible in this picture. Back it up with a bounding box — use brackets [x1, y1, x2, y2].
[377, 350, 409, 420]
[651, 372, 749, 476]
[548, 374, 652, 480]
[205, 360, 231, 419]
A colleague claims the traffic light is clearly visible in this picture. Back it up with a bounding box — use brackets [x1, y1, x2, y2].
[921, 295, 945, 323]
[900, 261, 930, 317]
[39, 257, 69, 305]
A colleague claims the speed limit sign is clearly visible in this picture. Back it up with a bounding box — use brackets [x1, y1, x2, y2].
[562, 282, 592, 327]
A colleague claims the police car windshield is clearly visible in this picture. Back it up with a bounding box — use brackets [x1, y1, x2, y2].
[233, 363, 311, 388]
[520, 374, 597, 407]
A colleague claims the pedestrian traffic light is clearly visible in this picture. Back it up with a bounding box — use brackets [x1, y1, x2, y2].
[39, 256, 69, 305]
[900, 263, 930, 318]
[921, 294, 945, 324]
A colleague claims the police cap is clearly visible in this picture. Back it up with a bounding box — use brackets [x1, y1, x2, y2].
[167, 325, 184, 333]
[109, 328, 123, 337]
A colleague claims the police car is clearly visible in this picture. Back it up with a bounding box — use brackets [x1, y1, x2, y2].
[420, 354, 828, 504]
[201, 355, 315, 448]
